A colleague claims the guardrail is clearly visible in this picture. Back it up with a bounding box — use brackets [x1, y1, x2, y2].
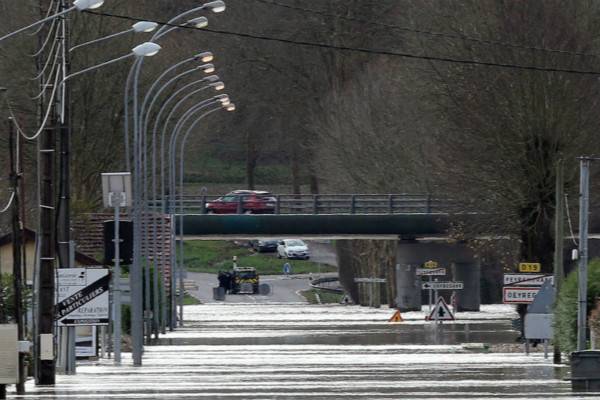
[149, 193, 454, 215]
[309, 276, 344, 293]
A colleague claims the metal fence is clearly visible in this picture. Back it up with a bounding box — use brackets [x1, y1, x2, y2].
[149, 194, 454, 215]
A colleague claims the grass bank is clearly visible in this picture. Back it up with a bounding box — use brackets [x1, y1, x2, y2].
[300, 288, 345, 304]
[182, 240, 337, 275]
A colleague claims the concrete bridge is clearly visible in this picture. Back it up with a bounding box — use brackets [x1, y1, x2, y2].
[168, 193, 481, 312]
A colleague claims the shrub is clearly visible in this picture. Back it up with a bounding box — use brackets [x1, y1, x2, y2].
[554, 259, 600, 354]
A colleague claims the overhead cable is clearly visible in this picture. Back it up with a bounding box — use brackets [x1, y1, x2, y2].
[84, 10, 600, 76]
[252, 0, 600, 60]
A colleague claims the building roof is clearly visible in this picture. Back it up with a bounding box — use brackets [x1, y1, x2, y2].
[0, 228, 102, 266]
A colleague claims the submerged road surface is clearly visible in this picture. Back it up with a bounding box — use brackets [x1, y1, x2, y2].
[10, 304, 597, 399]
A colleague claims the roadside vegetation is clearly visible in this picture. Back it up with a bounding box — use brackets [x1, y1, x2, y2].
[554, 259, 600, 354]
[182, 241, 337, 275]
[300, 288, 345, 304]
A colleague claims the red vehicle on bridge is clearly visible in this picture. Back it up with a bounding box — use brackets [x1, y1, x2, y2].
[205, 190, 277, 214]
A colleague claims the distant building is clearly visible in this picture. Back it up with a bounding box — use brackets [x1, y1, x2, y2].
[0, 228, 101, 283]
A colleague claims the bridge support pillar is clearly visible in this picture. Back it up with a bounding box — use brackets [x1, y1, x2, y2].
[394, 263, 421, 311]
[396, 239, 481, 312]
[452, 262, 481, 312]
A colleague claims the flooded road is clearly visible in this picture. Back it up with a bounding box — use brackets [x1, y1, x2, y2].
[9, 304, 598, 399]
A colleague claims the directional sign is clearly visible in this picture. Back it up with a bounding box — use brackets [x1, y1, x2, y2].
[416, 268, 446, 276]
[427, 297, 454, 321]
[424, 260, 438, 269]
[422, 281, 463, 290]
[56, 268, 110, 326]
[503, 287, 540, 304]
[519, 262, 541, 273]
[503, 274, 553, 286]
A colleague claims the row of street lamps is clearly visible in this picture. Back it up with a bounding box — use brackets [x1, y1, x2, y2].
[0, 0, 234, 387]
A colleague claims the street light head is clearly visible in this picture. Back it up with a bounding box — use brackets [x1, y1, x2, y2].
[132, 42, 162, 57]
[132, 21, 159, 33]
[199, 63, 215, 73]
[187, 17, 209, 28]
[195, 51, 214, 63]
[204, 1, 226, 13]
[225, 103, 236, 111]
[211, 82, 225, 91]
[73, 0, 105, 10]
[215, 94, 229, 102]
[204, 75, 220, 82]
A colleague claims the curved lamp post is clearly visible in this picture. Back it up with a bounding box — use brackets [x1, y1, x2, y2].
[125, 1, 226, 367]
[167, 98, 232, 324]
[69, 21, 158, 52]
[0, 0, 105, 43]
[136, 55, 214, 340]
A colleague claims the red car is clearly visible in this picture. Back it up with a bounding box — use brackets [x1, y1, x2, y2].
[205, 190, 277, 214]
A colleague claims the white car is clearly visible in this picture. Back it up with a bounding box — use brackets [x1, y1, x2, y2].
[277, 239, 310, 260]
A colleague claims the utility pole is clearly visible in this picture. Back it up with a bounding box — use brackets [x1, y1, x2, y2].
[577, 157, 590, 351]
[56, 0, 76, 375]
[36, 99, 56, 385]
[9, 118, 25, 394]
[553, 159, 565, 364]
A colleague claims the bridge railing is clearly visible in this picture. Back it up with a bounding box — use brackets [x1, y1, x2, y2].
[148, 194, 453, 215]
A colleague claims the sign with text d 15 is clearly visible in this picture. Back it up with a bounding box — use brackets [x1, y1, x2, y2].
[518, 262, 541, 273]
[503, 286, 540, 304]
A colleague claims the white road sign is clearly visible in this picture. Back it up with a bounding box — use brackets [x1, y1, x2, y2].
[427, 297, 455, 321]
[422, 281, 463, 290]
[503, 274, 553, 286]
[416, 268, 446, 276]
[56, 268, 110, 326]
[502, 287, 540, 304]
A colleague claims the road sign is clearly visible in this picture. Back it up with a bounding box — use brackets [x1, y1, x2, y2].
[503, 274, 553, 286]
[424, 260, 438, 269]
[283, 262, 291, 275]
[416, 268, 446, 276]
[389, 310, 403, 323]
[427, 297, 454, 321]
[354, 278, 386, 283]
[56, 268, 110, 326]
[519, 262, 541, 273]
[422, 281, 463, 290]
[502, 287, 540, 304]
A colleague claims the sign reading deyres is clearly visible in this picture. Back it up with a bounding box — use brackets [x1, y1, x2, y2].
[502, 287, 540, 304]
[55, 268, 110, 326]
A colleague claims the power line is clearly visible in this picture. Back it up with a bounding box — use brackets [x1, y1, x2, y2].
[84, 10, 600, 76]
[252, 0, 600, 60]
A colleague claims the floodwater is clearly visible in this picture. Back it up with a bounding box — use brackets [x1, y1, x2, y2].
[9, 304, 600, 399]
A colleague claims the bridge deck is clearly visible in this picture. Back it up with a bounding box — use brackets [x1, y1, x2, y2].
[177, 213, 450, 238]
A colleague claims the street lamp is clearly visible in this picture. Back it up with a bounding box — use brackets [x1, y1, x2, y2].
[58, 42, 162, 122]
[168, 99, 233, 324]
[125, 2, 227, 366]
[0, 0, 104, 42]
[133, 54, 219, 341]
[69, 21, 158, 52]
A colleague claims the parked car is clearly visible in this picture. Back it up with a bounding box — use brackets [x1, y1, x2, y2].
[205, 190, 276, 214]
[277, 239, 310, 260]
[251, 239, 280, 253]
